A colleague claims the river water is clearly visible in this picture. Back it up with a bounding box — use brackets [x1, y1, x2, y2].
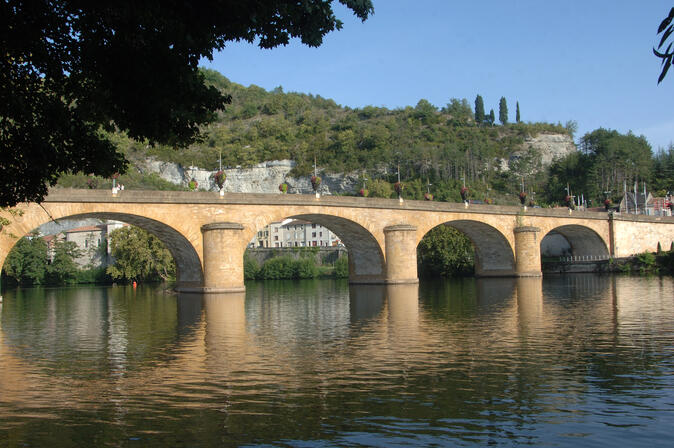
[0, 275, 672, 447]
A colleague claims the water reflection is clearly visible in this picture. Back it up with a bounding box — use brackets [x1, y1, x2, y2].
[0, 275, 672, 447]
[348, 284, 385, 323]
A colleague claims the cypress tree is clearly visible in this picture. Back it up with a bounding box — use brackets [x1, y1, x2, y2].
[488, 109, 495, 126]
[474, 95, 485, 125]
[499, 97, 508, 125]
[516, 101, 521, 123]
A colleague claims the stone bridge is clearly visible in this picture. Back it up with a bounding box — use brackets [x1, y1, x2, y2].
[1, 189, 672, 292]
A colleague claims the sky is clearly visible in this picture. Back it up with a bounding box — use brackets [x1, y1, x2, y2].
[201, 0, 674, 152]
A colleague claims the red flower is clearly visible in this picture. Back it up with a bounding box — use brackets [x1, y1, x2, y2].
[460, 186, 469, 201]
[214, 170, 226, 189]
[311, 175, 321, 191]
[279, 183, 288, 193]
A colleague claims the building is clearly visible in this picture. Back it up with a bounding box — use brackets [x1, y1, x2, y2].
[251, 219, 342, 248]
[41, 221, 126, 268]
[619, 192, 672, 215]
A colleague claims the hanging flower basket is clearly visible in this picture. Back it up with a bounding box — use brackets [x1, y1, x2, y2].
[111, 173, 120, 180]
[311, 175, 321, 191]
[604, 198, 612, 210]
[564, 195, 575, 209]
[214, 170, 226, 189]
[460, 186, 469, 201]
[424, 192, 434, 201]
[394, 181, 404, 196]
[189, 179, 198, 191]
[519, 191, 527, 205]
[86, 176, 98, 189]
[359, 188, 369, 197]
[279, 182, 288, 193]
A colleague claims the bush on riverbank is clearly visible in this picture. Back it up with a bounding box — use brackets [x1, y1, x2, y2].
[244, 253, 348, 280]
[609, 249, 674, 274]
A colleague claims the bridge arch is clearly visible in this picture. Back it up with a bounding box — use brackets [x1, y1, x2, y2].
[248, 213, 386, 283]
[417, 220, 516, 277]
[1, 212, 203, 287]
[541, 225, 609, 259]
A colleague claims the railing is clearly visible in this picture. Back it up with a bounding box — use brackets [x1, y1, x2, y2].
[557, 255, 610, 262]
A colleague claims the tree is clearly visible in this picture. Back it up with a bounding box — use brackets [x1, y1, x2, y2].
[443, 98, 473, 124]
[0, 0, 374, 207]
[417, 225, 474, 277]
[499, 97, 508, 125]
[2, 235, 48, 285]
[516, 101, 521, 123]
[367, 179, 394, 198]
[488, 109, 496, 126]
[474, 95, 485, 125]
[654, 7, 674, 83]
[107, 226, 176, 282]
[47, 240, 81, 285]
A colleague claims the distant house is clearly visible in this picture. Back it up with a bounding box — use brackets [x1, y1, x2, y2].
[41, 221, 126, 268]
[250, 219, 342, 248]
[62, 225, 107, 267]
[619, 192, 653, 215]
[651, 196, 673, 216]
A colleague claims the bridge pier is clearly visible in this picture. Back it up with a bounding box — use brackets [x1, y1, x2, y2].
[178, 222, 246, 293]
[514, 226, 542, 277]
[384, 224, 419, 284]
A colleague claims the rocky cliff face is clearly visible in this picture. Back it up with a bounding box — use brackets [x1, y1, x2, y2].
[521, 133, 576, 166]
[136, 159, 360, 195]
[136, 132, 576, 194]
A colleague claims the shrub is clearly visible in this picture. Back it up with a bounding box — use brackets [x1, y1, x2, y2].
[295, 258, 319, 279]
[334, 256, 349, 278]
[244, 254, 260, 279]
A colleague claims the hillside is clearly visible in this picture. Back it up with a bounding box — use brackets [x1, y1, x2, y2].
[59, 69, 582, 204]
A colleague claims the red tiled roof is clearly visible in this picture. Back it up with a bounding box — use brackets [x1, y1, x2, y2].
[64, 225, 105, 233]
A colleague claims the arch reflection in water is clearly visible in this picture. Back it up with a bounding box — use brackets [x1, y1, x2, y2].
[348, 284, 385, 323]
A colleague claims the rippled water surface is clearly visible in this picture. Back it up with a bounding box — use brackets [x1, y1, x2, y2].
[1, 275, 673, 447]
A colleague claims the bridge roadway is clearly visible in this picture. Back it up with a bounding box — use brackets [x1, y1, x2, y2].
[1, 189, 672, 292]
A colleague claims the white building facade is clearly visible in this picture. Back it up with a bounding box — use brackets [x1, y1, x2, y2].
[252, 219, 342, 248]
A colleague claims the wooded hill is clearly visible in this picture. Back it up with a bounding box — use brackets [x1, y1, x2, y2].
[62, 69, 672, 206]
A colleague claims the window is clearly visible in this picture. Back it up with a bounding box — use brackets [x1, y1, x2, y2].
[312, 241, 317, 247]
[320, 232, 322, 237]
[312, 232, 316, 237]
[274, 236, 278, 241]
[312, 223, 316, 228]
[274, 227, 278, 233]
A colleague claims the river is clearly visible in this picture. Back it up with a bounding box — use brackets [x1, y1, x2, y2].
[0, 275, 672, 447]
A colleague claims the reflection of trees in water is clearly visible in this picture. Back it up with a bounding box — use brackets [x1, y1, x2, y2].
[0, 286, 199, 376]
[419, 277, 516, 320]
